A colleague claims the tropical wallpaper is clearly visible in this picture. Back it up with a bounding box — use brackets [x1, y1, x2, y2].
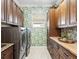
[22, 7, 49, 46]
[61, 27, 77, 40]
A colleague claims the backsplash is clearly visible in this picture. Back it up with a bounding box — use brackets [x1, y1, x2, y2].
[61, 27, 77, 40]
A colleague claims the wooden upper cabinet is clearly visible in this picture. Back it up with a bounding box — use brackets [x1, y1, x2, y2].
[7, 0, 13, 24]
[17, 7, 21, 26]
[69, 0, 77, 25]
[57, 0, 77, 28]
[17, 7, 24, 27]
[59, 0, 68, 27]
[48, 8, 61, 37]
[1, 0, 24, 26]
[15, 5, 18, 25]
[60, 0, 67, 26]
[1, 0, 6, 22]
[20, 12, 24, 26]
[1, 0, 5, 22]
[16, 7, 19, 25]
[13, 2, 18, 25]
[22, 14, 24, 26]
[56, 7, 61, 26]
[19, 11, 22, 26]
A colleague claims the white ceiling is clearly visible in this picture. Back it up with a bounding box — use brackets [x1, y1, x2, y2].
[14, 0, 62, 7]
[14, 0, 53, 7]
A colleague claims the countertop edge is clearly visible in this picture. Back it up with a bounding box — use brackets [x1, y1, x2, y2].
[1, 43, 14, 52]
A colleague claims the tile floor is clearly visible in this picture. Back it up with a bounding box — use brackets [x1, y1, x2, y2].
[25, 46, 52, 59]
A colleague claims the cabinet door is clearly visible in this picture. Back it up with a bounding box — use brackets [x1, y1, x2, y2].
[7, 0, 13, 24]
[16, 7, 24, 26]
[13, 2, 18, 25]
[56, 7, 61, 27]
[53, 42, 59, 59]
[58, 48, 66, 59]
[17, 7, 21, 26]
[60, 0, 67, 26]
[1, 0, 6, 23]
[70, 54, 77, 59]
[59, 46, 72, 59]
[15, 5, 18, 25]
[69, 0, 77, 25]
[3, 53, 13, 59]
[51, 39, 59, 59]
[20, 12, 24, 26]
[1, 46, 13, 59]
[19, 13, 22, 26]
[21, 14, 24, 26]
[59, 52, 65, 59]
[1, 0, 6, 22]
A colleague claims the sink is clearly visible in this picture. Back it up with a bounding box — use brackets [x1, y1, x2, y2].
[1, 44, 6, 47]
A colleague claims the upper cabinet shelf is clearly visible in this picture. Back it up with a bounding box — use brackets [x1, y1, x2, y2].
[57, 0, 77, 28]
[1, 0, 24, 27]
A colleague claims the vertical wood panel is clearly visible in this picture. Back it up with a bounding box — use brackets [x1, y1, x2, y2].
[48, 8, 61, 37]
[7, 0, 13, 24]
[69, 0, 77, 24]
[1, 0, 5, 22]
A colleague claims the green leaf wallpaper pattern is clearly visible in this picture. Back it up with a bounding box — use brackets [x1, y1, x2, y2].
[61, 27, 77, 40]
[22, 7, 49, 46]
[31, 28, 47, 46]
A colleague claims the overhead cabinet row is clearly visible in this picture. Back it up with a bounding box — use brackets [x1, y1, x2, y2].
[1, 0, 24, 26]
[57, 0, 77, 28]
[48, 0, 77, 37]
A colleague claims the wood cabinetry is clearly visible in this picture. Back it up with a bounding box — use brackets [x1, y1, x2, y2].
[59, 46, 72, 59]
[47, 38, 77, 59]
[1, 27, 20, 59]
[1, 0, 24, 27]
[1, 46, 13, 59]
[12, 2, 17, 25]
[7, 0, 13, 24]
[57, 0, 69, 28]
[59, 45, 77, 59]
[57, 7, 61, 27]
[60, 0, 67, 26]
[1, 0, 6, 23]
[20, 11, 24, 27]
[48, 8, 61, 37]
[17, 8, 24, 27]
[57, 0, 77, 28]
[16, 8, 20, 25]
[47, 38, 59, 59]
[13, 3, 17, 24]
[69, 0, 77, 25]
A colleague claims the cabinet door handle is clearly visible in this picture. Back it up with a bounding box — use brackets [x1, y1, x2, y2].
[64, 53, 69, 57]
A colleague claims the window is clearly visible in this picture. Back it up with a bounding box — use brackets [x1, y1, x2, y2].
[31, 10, 47, 28]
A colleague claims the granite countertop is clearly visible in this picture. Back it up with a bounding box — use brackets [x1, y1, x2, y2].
[50, 37, 77, 56]
[1, 43, 14, 52]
